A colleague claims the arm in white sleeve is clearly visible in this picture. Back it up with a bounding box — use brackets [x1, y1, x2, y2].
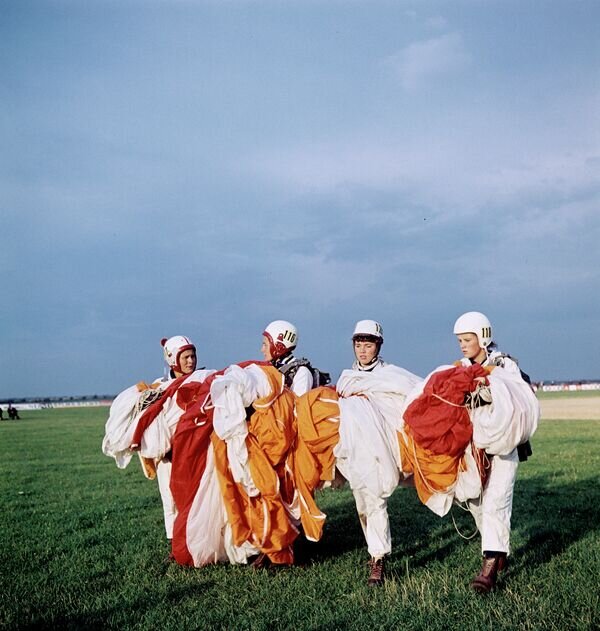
[291, 366, 313, 396]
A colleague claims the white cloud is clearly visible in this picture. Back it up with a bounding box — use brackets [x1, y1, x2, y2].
[272, 247, 383, 308]
[500, 194, 600, 250]
[384, 32, 470, 91]
[243, 78, 600, 223]
[426, 15, 448, 30]
[246, 134, 599, 220]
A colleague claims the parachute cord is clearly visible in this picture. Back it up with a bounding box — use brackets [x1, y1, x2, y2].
[431, 393, 465, 408]
[133, 388, 163, 418]
[450, 503, 480, 540]
[451, 452, 484, 541]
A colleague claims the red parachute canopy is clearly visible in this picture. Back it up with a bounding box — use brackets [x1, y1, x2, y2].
[403, 363, 488, 457]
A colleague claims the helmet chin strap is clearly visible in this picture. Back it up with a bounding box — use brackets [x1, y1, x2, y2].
[470, 347, 489, 365]
[353, 355, 381, 371]
[272, 352, 294, 369]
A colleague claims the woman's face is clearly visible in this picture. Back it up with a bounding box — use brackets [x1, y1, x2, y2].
[177, 349, 197, 375]
[354, 340, 378, 366]
[261, 336, 272, 361]
[456, 333, 486, 363]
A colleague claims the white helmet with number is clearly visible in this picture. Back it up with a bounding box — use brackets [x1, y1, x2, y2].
[263, 320, 298, 360]
[453, 312, 493, 349]
[161, 335, 196, 370]
[352, 320, 384, 342]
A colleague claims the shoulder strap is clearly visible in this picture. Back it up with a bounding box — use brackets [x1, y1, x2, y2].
[278, 357, 311, 375]
[278, 358, 311, 388]
[489, 352, 531, 385]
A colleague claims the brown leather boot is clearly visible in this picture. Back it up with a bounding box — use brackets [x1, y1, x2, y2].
[367, 557, 385, 587]
[497, 553, 508, 574]
[471, 552, 507, 593]
[251, 553, 270, 569]
[251, 553, 290, 571]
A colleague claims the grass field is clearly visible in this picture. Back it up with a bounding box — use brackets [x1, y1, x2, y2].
[536, 389, 600, 400]
[1, 406, 598, 630]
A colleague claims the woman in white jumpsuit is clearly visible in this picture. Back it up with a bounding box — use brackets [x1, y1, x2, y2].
[336, 320, 421, 586]
[103, 335, 198, 543]
[453, 311, 537, 593]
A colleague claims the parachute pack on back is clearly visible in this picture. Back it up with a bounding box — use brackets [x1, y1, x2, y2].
[278, 358, 331, 390]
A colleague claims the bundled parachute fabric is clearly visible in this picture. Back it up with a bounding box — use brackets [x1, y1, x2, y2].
[129, 370, 216, 461]
[114, 369, 224, 566]
[471, 362, 539, 455]
[399, 362, 539, 516]
[335, 397, 401, 500]
[398, 429, 482, 517]
[289, 366, 421, 542]
[211, 364, 298, 565]
[336, 365, 423, 434]
[102, 379, 170, 469]
[403, 363, 488, 457]
[289, 386, 341, 542]
[335, 365, 422, 484]
[399, 364, 493, 516]
[167, 371, 226, 566]
[164, 360, 267, 566]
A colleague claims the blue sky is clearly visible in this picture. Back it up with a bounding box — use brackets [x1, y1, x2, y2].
[1, 0, 599, 397]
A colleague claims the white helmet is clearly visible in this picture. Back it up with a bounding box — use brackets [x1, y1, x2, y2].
[453, 312, 493, 349]
[161, 335, 196, 370]
[352, 319, 384, 342]
[263, 320, 298, 360]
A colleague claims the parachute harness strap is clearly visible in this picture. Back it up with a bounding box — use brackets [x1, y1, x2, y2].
[133, 388, 163, 418]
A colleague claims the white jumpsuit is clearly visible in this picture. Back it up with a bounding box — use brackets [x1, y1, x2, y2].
[337, 359, 421, 559]
[459, 352, 527, 555]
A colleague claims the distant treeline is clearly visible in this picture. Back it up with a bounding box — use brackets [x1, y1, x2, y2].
[0, 394, 115, 406]
[4, 379, 600, 406]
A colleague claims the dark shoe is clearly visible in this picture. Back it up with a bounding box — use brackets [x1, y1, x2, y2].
[497, 553, 508, 574]
[251, 553, 270, 569]
[164, 539, 175, 564]
[471, 553, 507, 593]
[250, 553, 290, 571]
[367, 557, 385, 587]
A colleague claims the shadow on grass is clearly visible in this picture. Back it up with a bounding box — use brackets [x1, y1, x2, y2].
[17, 580, 215, 631]
[293, 488, 364, 564]
[293, 484, 463, 568]
[294, 473, 600, 583]
[510, 473, 600, 576]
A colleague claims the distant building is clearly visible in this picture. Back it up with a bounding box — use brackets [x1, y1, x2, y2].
[533, 380, 600, 393]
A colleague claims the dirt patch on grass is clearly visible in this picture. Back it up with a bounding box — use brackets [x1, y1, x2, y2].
[540, 396, 600, 420]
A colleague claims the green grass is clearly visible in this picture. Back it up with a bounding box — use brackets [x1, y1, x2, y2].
[536, 389, 600, 399]
[1, 408, 598, 630]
